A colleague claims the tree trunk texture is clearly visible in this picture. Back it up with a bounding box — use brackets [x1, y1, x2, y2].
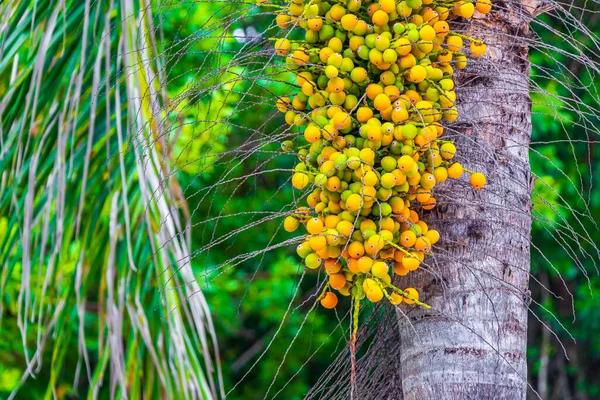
[396, 2, 534, 399]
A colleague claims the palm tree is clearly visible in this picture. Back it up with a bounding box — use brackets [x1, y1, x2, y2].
[0, 1, 222, 398]
[3, 0, 600, 398]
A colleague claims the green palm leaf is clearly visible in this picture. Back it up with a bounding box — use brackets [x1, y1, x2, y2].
[0, 0, 223, 398]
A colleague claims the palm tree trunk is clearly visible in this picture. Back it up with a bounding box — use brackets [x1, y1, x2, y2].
[396, 2, 535, 398]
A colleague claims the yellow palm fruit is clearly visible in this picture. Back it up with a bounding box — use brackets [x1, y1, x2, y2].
[330, 273, 347, 290]
[372, 10, 389, 26]
[357, 256, 374, 273]
[470, 40, 487, 57]
[292, 172, 309, 189]
[476, 0, 492, 13]
[470, 172, 486, 189]
[403, 288, 419, 304]
[320, 292, 338, 308]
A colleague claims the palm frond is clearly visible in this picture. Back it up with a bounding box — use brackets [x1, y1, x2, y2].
[0, 0, 222, 398]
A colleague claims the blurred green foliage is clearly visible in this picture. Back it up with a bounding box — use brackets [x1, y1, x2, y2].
[526, 13, 600, 398]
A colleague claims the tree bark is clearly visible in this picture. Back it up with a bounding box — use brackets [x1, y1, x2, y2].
[396, 2, 534, 399]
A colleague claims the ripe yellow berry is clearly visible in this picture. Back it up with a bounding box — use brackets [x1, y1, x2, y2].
[305, 253, 322, 269]
[346, 193, 363, 211]
[470, 172, 486, 189]
[374, 93, 392, 111]
[434, 166, 448, 183]
[446, 35, 463, 52]
[302, 82, 315, 97]
[359, 148, 376, 164]
[440, 142, 456, 159]
[367, 125, 383, 142]
[330, 4, 347, 20]
[325, 259, 342, 274]
[276, 14, 291, 29]
[363, 170, 379, 186]
[347, 258, 360, 273]
[348, 241, 365, 258]
[357, 256, 374, 273]
[292, 172, 309, 189]
[403, 288, 419, 305]
[328, 77, 345, 92]
[380, 173, 396, 189]
[308, 235, 327, 251]
[395, 38, 412, 57]
[416, 188, 431, 203]
[422, 197, 437, 210]
[366, 84, 384, 100]
[356, 108, 373, 124]
[353, 20, 369, 35]
[292, 49, 310, 65]
[476, 0, 492, 14]
[402, 255, 420, 270]
[307, 217, 324, 234]
[363, 278, 384, 302]
[393, 262, 409, 276]
[398, 155, 415, 172]
[341, 14, 359, 31]
[470, 40, 487, 57]
[366, 286, 383, 302]
[328, 37, 344, 53]
[447, 162, 463, 179]
[350, 67, 368, 83]
[330, 273, 347, 290]
[420, 172, 436, 189]
[414, 236, 431, 252]
[320, 292, 338, 308]
[372, 10, 389, 26]
[415, 220, 428, 234]
[371, 261, 389, 278]
[375, 35, 391, 52]
[458, 2, 475, 18]
[419, 25, 436, 42]
[433, 20, 449, 37]
[422, 7, 439, 25]
[336, 220, 354, 237]
[365, 234, 384, 255]
[284, 216, 300, 232]
[390, 292, 404, 305]
[437, 50, 453, 64]
[326, 176, 341, 192]
[400, 230, 417, 247]
[289, 3, 303, 16]
[425, 229, 440, 244]
[408, 65, 427, 83]
[444, 106, 459, 122]
[332, 111, 352, 130]
[324, 65, 338, 80]
[274, 38, 291, 56]
[308, 18, 323, 31]
[409, 14, 424, 25]
[391, 107, 409, 123]
[379, 0, 396, 13]
[304, 125, 321, 143]
[325, 215, 340, 229]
